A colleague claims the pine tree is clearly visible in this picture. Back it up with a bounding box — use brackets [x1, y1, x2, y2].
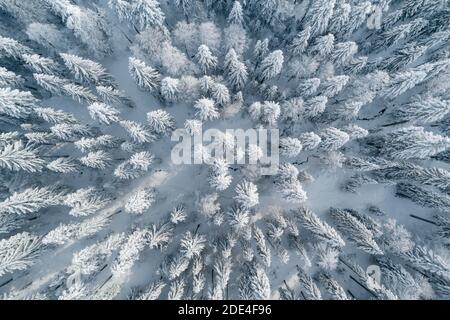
[341, 124, 369, 140]
[128, 57, 161, 92]
[174, 0, 195, 18]
[401, 245, 450, 284]
[396, 182, 450, 212]
[180, 231, 206, 259]
[303, 0, 336, 37]
[195, 45, 218, 74]
[34, 107, 76, 124]
[167, 278, 185, 300]
[0, 87, 37, 119]
[87, 102, 120, 125]
[138, 280, 166, 300]
[320, 75, 349, 98]
[328, 0, 351, 35]
[374, 162, 450, 194]
[33, 74, 96, 103]
[314, 242, 340, 271]
[304, 96, 328, 118]
[319, 127, 350, 151]
[0, 67, 22, 87]
[170, 205, 187, 225]
[164, 255, 189, 280]
[382, 43, 428, 72]
[295, 206, 345, 248]
[96, 86, 133, 107]
[165, 256, 190, 289]
[79, 150, 112, 169]
[331, 41, 358, 66]
[253, 226, 271, 267]
[0, 35, 31, 59]
[22, 54, 59, 74]
[194, 98, 219, 121]
[124, 188, 155, 214]
[160, 77, 180, 102]
[60, 53, 113, 85]
[68, 233, 125, 276]
[43, 213, 110, 245]
[74, 135, 119, 153]
[297, 78, 321, 97]
[280, 137, 303, 158]
[281, 97, 304, 122]
[114, 151, 154, 179]
[276, 178, 308, 204]
[248, 262, 271, 300]
[258, 50, 284, 82]
[381, 126, 450, 160]
[275, 163, 308, 204]
[0, 232, 42, 276]
[184, 119, 202, 136]
[148, 223, 173, 250]
[391, 95, 450, 124]
[296, 266, 322, 300]
[228, 1, 244, 26]
[234, 180, 259, 209]
[130, 0, 165, 31]
[211, 83, 231, 107]
[344, 1, 373, 35]
[253, 38, 269, 64]
[318, 273, 349, 300]
[228, 205, 250, 234]
[224, 49, 248, 90]
[50, 123, 93, 141]
[111, 228, 150, 277]
[147, 109, 175, 135]
[120, 120, 156, 144]
[47, 157, 78, 173]
[64, 187, 112, 217]
[209, 159, 232, 191]
[382, 68, 428, 99]
[329, 208, 383, 255]
[289, 27, 311, 56]
[33, 73, 68, 95]
[339, 255, 398, 299]
[249, 101, 281, 126]
[310, 34, 335, 58]
[0, 141, 45, 172]
[108, 0, 132, 22]
[377, 257, 422, 299]
[0, 186, 62, 216]
[45, 0, 111, 58]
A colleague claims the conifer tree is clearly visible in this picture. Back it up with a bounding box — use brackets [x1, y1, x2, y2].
[194, 98, 220, 121]
[0, 141, 45, 172]
[381, 126, 450, 160]
[0, 232, 42, 276]
[147, 109, 175, 135]
[0, 87, 37, 119]
[125, 188, 155, 214]
[329, 208, 383, 255]
[303, 0, 336, 37]
[289, 27, 311, 56]
[129, 57, 161, 92]
[257, 50, 284, 82]
[228, 1, 244, 26]
[87, 103, 120, 125]
[60, 53, 113, 85]
[195, 45, 218, 74]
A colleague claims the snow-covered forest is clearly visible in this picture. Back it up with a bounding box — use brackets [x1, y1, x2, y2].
[0, 0, 450, 300]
